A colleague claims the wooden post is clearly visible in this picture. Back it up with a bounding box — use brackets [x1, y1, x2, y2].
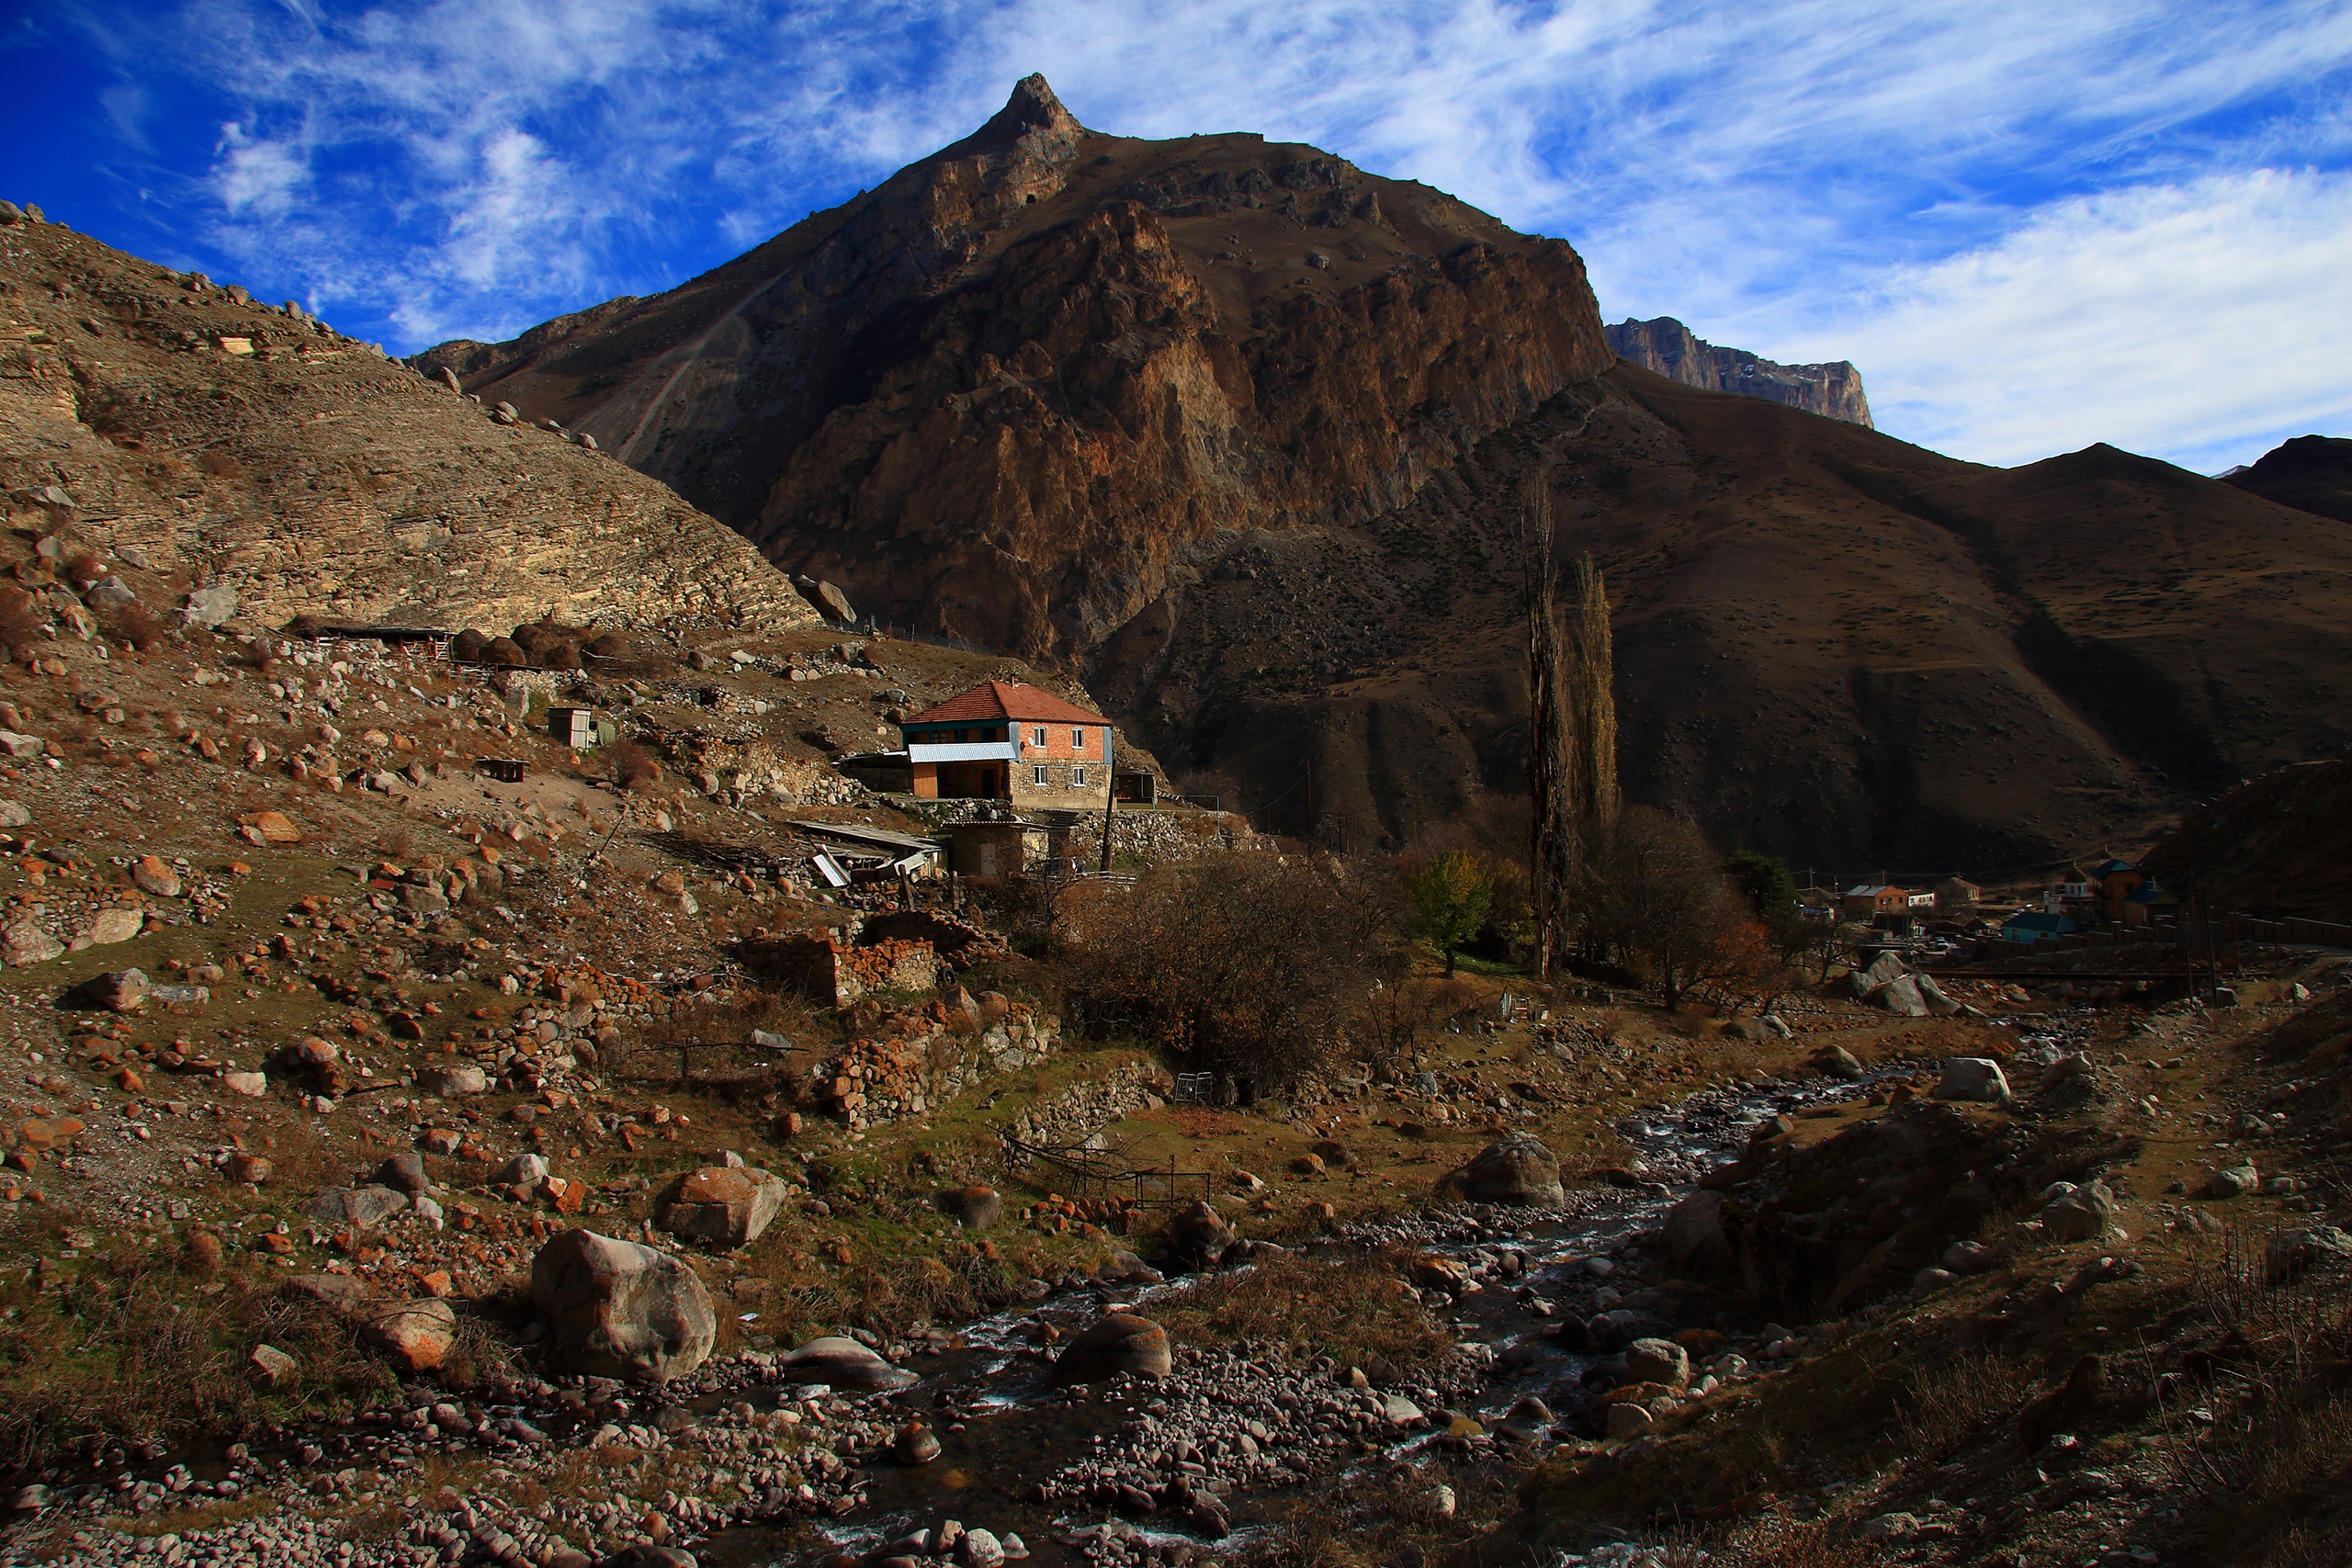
[1099, 768, 1116, 874]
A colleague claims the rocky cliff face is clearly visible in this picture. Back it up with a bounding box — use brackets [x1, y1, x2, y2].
[0, 212, 815, 635]
[418, 75, 1615, 661]
[1606, 316, 1872, 427]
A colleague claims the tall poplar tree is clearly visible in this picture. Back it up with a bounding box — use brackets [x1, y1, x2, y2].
[1521, 469, 1578, 978]
[1571, 552, 1621, 860]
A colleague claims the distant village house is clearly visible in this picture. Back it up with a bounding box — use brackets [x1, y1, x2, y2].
[899, 681, 1114, 809]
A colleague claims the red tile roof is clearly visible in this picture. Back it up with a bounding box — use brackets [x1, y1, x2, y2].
[903, 680, 1104, 727]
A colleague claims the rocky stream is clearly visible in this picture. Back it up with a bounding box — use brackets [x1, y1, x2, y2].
[9, 1015, 2104, 1568]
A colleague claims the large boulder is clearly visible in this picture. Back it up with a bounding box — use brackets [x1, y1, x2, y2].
[1160, 1199, 1234, 1269]
[655, 1167, 786, 1247]
[1053, 1313, 1172, 1384]
[2266, 1225, 2352, 1284]
[933, 1186, 1002, 1229]
[1865, 975, 1930, 1017]
[797, 579, 856, 624]
[1701, 1101, 2038, 1316]
[778, 1336, 916, 1391]
[1934, 1058, 2011, 1103]
[1847, 950, 1908, 998]
[1451, 1134, 1565, 1206]
[2037, 1182, 2115, 1242]
[530, 1230, 716, 1382]
[1661, 1190, 1733, 1274]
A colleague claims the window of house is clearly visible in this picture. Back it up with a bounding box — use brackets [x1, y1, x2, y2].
[1033, 726, 1047, 747]
[1071, 766, 1087, 787]
[1033, 764, 1049, 786]
[1072, 727, 1086, 749]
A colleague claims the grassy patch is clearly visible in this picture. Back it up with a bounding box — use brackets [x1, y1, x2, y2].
[0, 1236, 397, 1469]
[1153, 1248, 1450, 1373]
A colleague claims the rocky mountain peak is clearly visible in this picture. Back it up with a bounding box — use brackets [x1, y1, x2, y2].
[1606, 315, 1872, 427]
[983, 72, 1082, 142]
[420, 81, 1612, 660]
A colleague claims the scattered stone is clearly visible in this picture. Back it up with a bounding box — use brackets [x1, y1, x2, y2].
[933, 1185, 1002, 1228]
[2209, 1164, 2261, 1200]
[1604, 1403, 1653, 1439]
[374, 1151, 432, 1194]
[416, 1064, 489, 1096]
[1161, 1199, 1234, 1268]
[891, 1423, 943, 1464]
[0, 919, 62, 966]
[1813, 1045, 1864, 1080]
[183, 585, 238, 626]
[493, 1152, 549, 1187]
[81, 965, 148, 1010]
[183, 1230, 223, 1273]
[362, 1298, 457, 1373]
[308, 1187, 411, 1230]
[2266, 1225, 2352, 1283]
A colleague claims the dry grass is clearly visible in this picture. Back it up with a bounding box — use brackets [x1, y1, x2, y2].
[2160, 1224, 2352, 1565]
[0, 1235, 397, 1467]
[1891, 1347, 2037, 1462]
[1152, 1247, 1449, 1374]
[98, 600, 170, 652]
[1719, 1515, 1875, 1568]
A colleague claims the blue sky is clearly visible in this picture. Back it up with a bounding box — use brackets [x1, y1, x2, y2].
[4, 0, 2349, 473]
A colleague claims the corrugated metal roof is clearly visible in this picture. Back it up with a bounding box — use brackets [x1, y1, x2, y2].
[903, 680, 1104, 727]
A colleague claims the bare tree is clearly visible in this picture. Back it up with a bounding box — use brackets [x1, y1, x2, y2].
[1585, 808, 1771, 1010]
[1063, 852, 1378, 1088]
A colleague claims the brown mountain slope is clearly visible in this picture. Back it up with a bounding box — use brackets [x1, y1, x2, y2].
[1094, 365, 2352, 869]
[2222, 434, 2352, 525]
[2140, 758, 2352, 922]
[416, 75, 1613, 660]
[0, 213, 814, 634]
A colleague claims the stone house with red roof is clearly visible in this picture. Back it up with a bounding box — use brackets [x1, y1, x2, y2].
[898, 681, 1113, 808]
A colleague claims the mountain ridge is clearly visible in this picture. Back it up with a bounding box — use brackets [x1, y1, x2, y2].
[411, 79, 2352, 869]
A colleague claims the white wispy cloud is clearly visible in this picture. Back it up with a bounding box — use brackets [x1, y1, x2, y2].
[24, 0, 2352, 466]
[1800, 168, 2352, 470]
